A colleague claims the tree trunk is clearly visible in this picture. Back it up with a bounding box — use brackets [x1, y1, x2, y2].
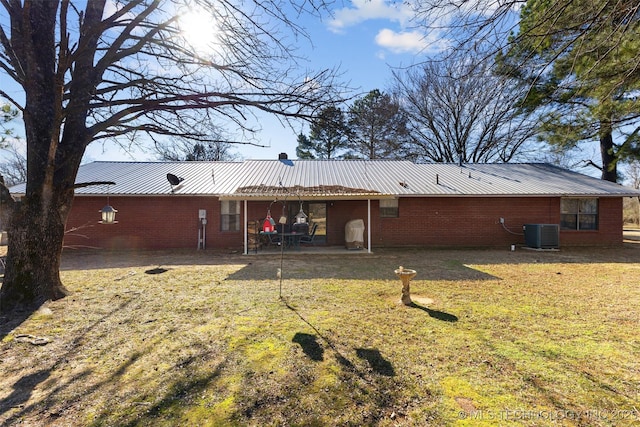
[0, 1, 77, 312]
[600, 120, 618, 183]
[0, 194, 70, 311]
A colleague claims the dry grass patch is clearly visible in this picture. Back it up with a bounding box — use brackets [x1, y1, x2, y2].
[1, 247, 639, 426]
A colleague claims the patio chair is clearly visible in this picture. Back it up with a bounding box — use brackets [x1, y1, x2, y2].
[299, 223, 318, 245]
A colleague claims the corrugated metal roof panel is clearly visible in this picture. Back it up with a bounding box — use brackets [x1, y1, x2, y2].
[8, 160, 640, 198]
[227, 160, 398, 198]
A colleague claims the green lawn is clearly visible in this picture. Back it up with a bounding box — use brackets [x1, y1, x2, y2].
[1, 247, 639, 426]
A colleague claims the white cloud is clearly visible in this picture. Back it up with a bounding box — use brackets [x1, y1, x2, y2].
[374, 28, 448, 55]
[327, 0, 452, 56]
[328, 0, 413, 33]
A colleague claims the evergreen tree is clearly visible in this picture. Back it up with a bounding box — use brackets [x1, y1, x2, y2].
[347, 90, 410, 160]
[296, 133, 316, 159]
[295, 106, 349, 159]
[500, 0, 640, 181]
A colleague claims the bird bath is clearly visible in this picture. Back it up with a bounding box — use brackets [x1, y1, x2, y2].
[394, 266, 416, 305]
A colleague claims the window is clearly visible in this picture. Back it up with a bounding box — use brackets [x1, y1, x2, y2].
[221, 200, 240, 231]
[380, 199, 399, 218]
[561, 198, 598, 230]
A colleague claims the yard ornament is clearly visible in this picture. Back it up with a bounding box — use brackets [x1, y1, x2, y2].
[394, 266, 417, 305]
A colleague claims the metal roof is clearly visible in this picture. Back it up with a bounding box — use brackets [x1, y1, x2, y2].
[8, 160, 640, 198]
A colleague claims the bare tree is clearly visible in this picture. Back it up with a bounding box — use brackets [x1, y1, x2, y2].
[410, 0, 523, 57]
[0, 142, 27, 186]
[393, 52, 538, 163]
[0, 0, 345, 311]
[156, 139, 240, 161]
[413, 0, 639, 69]
[625, 160, 640, 225]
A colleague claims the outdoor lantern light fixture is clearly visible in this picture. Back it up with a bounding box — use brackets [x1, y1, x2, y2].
[99, 204, 118, 224]
[99, 185, 118, 224]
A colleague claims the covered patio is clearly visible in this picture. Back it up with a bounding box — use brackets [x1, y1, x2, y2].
[238, 197, 382, 255]
[216, 157, 397, 255]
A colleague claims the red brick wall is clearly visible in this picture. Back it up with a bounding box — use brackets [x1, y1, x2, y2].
[65, 195, 623, 250]
[65, 196, 238, 250]
[370, 196, 622, 247]
[377, 197, 558, 247]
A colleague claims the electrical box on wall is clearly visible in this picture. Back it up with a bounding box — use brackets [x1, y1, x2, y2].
[199, 209, 207, 219]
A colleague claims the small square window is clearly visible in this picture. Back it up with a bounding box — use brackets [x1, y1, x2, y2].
[221, 200, 240, 231]
[380, 199, 399, 218]
[560, 198, 598, 231]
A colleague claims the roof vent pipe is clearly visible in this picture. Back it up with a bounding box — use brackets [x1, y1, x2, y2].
[278, 153, 288, 160]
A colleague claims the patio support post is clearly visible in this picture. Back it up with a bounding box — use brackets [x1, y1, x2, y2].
[367, 199, 371, 253]
[243, 199, 248, 255]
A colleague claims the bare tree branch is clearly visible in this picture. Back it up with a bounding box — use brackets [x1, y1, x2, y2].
[393, 50, 539, 163]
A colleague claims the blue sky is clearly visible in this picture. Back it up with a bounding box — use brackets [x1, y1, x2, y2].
[85, 0, 448, 163]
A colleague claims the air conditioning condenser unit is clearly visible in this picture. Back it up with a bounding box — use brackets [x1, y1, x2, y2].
[523, 224, 559, 249]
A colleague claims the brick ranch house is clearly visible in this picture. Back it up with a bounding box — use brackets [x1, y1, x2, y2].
[10, 159, 640, 253]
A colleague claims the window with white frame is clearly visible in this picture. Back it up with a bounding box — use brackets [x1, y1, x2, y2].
[379, 198, 399, 218]
[560, 198, 598, 230]
[220, 200, 240, 231]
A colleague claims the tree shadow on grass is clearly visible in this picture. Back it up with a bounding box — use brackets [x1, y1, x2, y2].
[119, 359, 227, 427]
[0, 370, 51, 417]
[0, 306, 39, 342]
[409, 303, 459, 322]
[0, 299, 140, 426]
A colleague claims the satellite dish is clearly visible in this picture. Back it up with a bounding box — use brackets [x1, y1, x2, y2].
[167, 173, 184, 186]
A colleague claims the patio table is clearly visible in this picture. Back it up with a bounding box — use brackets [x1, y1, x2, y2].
[280, 232, 305, 249]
